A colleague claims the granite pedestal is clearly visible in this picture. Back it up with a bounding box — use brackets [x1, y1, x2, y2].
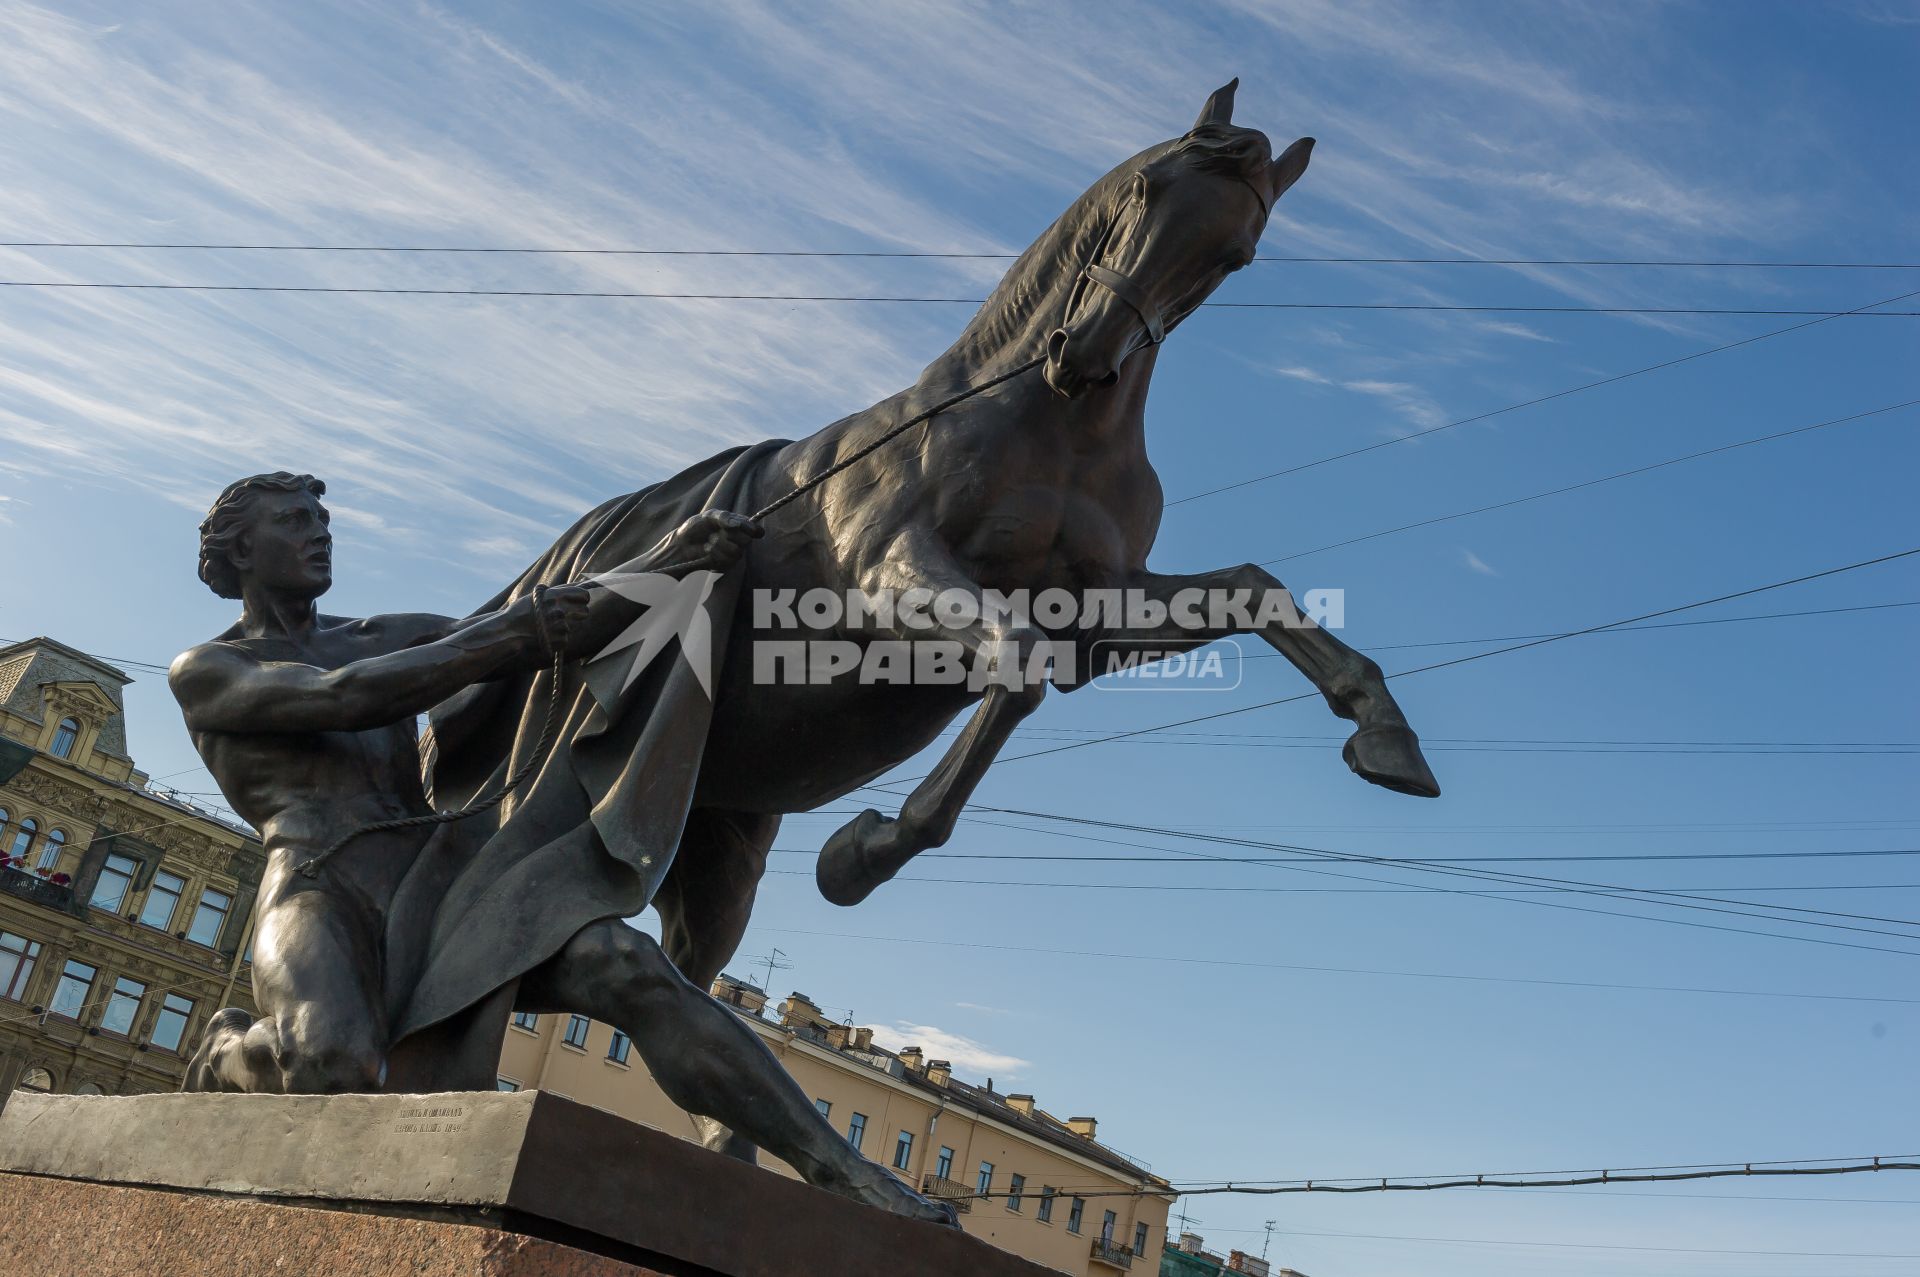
[0, 1089, 1062, 1276]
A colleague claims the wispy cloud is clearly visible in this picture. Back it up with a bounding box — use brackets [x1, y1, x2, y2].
[1461, 548, 1500, 576]
[0, 0, 1871, 603]
[871, 1021, 1031, 1079]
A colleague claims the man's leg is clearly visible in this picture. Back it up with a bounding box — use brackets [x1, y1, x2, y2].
[518, 919, 959, 1228]
[242, 872, 389, 1092]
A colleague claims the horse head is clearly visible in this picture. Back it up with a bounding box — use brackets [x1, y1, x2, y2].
[1044, 79, 1314, 397]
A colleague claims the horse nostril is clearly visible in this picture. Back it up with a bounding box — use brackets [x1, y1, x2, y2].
[1046, 328, 1071, 365]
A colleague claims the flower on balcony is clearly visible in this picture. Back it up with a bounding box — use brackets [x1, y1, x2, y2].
[32, 865, 53, 879]
[50, 872, 71, 886]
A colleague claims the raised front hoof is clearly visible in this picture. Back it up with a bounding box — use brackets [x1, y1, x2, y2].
[1343, 725, 1441, 798]
[817, 808, 902, 907]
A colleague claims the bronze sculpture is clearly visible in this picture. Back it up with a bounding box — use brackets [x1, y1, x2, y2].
[171, 473, 956, 1224]
[176, 81, 1437, 1188]
[418, 80, 1438, 1161]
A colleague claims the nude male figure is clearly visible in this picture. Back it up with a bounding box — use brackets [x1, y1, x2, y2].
[171, 472, 955, 1223]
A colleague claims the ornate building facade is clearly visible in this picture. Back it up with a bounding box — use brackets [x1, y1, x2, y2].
[0, 637, 262, 1108]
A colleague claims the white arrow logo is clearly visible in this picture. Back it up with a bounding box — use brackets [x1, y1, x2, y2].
[586, 569, 723, 699]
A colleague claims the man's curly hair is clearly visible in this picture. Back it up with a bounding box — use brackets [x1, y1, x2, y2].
[198, 472, 326, 599]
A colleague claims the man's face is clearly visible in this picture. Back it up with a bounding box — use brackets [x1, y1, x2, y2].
[235, 490, 333, 599]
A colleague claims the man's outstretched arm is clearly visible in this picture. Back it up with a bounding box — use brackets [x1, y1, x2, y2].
[172, 590, 588, 735]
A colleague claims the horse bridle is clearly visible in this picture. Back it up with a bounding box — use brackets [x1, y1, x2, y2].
[1077, 173, 1271, 349]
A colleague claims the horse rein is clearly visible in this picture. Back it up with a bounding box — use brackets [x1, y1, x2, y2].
[291, 360, 1047, 881]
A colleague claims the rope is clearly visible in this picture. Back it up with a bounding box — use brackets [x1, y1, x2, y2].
[292, 357, 1047, 878]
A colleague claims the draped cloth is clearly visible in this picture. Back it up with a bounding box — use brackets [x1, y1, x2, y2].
[385, 441, 782, 1041]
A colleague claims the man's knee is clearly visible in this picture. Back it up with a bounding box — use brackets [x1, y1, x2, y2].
[560, 923, 681, 997]
[278, 1008, 383, 1093]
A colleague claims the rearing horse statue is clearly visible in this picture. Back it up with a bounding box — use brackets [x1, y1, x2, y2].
[417, 79, 1437, 1153]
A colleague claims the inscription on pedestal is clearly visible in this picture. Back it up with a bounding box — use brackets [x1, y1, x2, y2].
[392, 1102, 466, 1135]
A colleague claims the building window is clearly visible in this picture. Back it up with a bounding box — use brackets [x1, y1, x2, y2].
[892, 1130, 914, 1171]
[814, 1098, 831, 1119]
[91, 853, 138, 913]
[496, 1077, 521, 1092]
[16, 1067, 53, 1093]
[976, 1161, 994, 1197]
[49, 718, 80, 760]
[1067, 1196, 1085, 1235]
[1007, 1173, 1026, 1212]
[36, 829, 66, 872]
[510, 1011, 539, 1032]
[99, 976, 146, 1036]
[149, 994, 193, 1052]
[847, 1112, 867, 1151]
[1134, 1222, 1149, 1257]
[606, 1030, 631, 1065]
[1101, 1210, 1117, 1244]
[49, 959, 96, 1020]
[138, 870, 186, 930]
[1, 931, 41, 1000]
[0, 808, 9, 851]
[935, 1146, 954, 1180]
[1037, 1186, 1056, 1223]
[562, 1014, 589, 1048]
[187, 888, 232, 947]
[8, 817, 37, 860]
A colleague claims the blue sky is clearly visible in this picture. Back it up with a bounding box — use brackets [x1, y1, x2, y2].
[3, 2, 1918, 1272]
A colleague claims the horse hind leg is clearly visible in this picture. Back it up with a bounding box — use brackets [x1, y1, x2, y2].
[652, 806, 779, 1164]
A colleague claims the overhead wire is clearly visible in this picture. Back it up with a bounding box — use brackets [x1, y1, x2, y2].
[929, 805, 1920, 953]
[6, 241, 1919, 269]
[760, 925, 1920, 1006]
[924, 546, 1920, 773]
[5, 278, 1918, 317]
[1161, 286, 1920, 507]
[1258, 398, 1920, 566]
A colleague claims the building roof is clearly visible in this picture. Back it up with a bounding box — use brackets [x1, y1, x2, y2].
[0, 636, 134, 687]
[718, 974, 1168, 1188]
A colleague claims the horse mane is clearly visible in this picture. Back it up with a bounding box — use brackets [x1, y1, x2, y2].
[937, 123, 1273, 379]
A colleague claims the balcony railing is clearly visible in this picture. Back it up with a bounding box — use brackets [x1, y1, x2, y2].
[0, 864, 76, 913]
[919, 1175, 974, 1213]
[1089, 1239, 1135, 1270]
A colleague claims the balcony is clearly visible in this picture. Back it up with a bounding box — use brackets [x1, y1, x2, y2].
[1089, 1239, 1135, 1270]
[919, 1175, 974, 1213]
[0, 864, 76, 914]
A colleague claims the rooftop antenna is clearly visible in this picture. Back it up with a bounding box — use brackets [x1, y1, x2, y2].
[1261, 1219, 1276, 1261]
[742, 947, 792, 992]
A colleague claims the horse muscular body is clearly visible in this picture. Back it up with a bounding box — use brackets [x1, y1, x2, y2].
[641, 82, 1439, 1159]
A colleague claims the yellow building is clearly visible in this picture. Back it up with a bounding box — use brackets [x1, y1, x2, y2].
[499, 975, 1175, 1275]
[0, 637, 264, 1108]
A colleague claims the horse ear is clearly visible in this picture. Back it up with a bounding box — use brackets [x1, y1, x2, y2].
[1193, 78, 1238, 129]
[1268, 136, 1315, 203]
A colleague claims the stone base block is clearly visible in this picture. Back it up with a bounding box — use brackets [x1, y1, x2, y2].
[0, 1171, 650, 1276]
[0, 1089, 1061, 1276]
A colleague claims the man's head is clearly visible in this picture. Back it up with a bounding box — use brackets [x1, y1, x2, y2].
[198, 473, 332, 601]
